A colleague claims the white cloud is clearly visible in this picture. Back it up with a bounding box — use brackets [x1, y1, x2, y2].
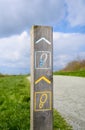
[0, 31, 85, 73]
[53, 32, 85, 70]
[0, 0, 85, 38]
[0, 31, 30, 69]
[0, 0, 85, 74]
[54, 32, 85, 51]
[0, 0, 65, 37]
[65, 0, 85, 26]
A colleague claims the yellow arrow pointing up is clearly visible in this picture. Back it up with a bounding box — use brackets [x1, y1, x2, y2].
[35, 76, 51, 84]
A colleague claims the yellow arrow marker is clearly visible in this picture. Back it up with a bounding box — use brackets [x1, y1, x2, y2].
[35, 76, 51, 84]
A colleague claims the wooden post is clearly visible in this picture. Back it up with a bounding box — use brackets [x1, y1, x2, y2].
[30, 25, 53, 130]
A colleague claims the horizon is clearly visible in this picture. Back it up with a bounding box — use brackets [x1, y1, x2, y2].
[0, 0, 85, 74]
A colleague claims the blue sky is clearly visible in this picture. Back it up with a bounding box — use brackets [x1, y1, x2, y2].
[0, 0, 85, 74]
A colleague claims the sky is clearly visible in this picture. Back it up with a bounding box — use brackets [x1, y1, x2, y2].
[0, 0, 85, 74]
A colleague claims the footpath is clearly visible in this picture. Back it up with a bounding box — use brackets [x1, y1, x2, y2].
[54, 76, 85, 130]
[28, 76, 85, 130]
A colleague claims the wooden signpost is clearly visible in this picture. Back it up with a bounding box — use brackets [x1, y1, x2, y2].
[30, 25, 53, 130]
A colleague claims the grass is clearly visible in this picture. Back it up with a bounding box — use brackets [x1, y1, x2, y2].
[0, 75, 72, 130]
[0, 75, 30, 130]
[54, 59, 85, 77]
[53, 109, 72, 130]
[54, 69, 85, 77]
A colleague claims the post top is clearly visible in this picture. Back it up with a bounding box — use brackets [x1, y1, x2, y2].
[31, 25, 52, 29]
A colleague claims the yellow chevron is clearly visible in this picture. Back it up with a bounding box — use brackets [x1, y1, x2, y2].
[35, 76, 51, 84]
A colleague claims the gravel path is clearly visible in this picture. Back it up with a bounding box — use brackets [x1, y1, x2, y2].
[53, 76, 85, 130]
[28, 76, 85, 130]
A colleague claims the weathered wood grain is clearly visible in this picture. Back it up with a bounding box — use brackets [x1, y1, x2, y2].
[30, 25, 53, 130]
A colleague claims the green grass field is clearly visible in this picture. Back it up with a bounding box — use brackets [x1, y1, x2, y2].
[54, 59, 85, 77]
[0, 75, 72, 130]
[54, 69, 85, 77]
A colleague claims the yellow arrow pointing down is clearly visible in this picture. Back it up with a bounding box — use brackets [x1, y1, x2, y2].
[35, 76, 51, 84]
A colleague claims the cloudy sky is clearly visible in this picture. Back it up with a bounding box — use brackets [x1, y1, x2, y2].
[0, 0, 85, 74]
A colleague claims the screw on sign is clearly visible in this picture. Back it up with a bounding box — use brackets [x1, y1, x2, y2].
[31, 25, 53, 130]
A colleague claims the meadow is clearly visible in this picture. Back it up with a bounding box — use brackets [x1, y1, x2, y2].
[54, 69, 85, 77]
[54, 59, 85, 77]
[0, 75, 72, 130]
